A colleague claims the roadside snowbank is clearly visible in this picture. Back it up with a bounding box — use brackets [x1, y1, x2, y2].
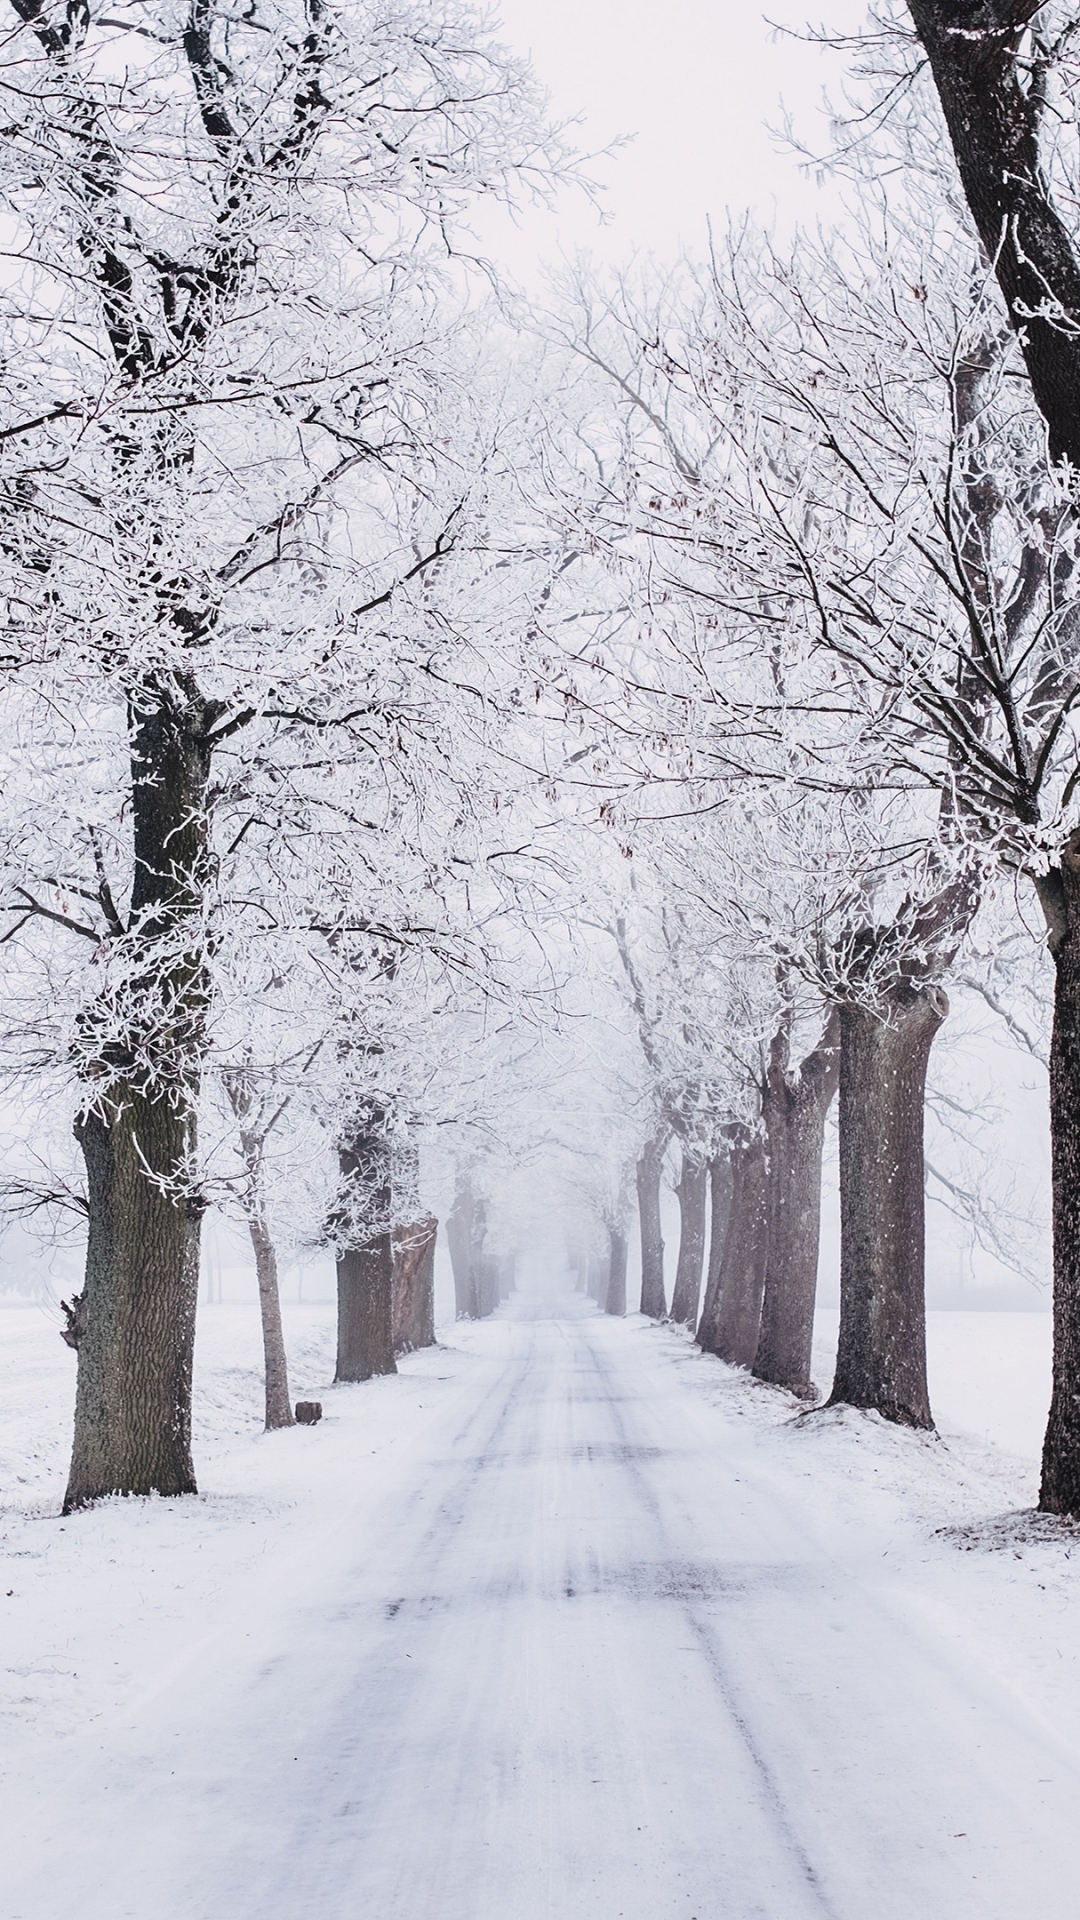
[1, 1290, 1075, 1920]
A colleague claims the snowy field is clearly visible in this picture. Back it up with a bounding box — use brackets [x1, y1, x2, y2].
[2, 1286, 1076, 1920]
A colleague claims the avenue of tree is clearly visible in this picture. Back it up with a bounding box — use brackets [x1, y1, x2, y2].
[0, 0, 1078, 1514]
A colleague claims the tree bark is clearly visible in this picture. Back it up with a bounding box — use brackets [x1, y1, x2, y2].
[247, 1207, 294, 1430]
[908, 0, 1080, 472]
[707, 1133, 768, 1368]
[605, 1224, 628, 1315]
[753, 1010, 841, 1397]
[1038, 842, 1080, 1511]
[828, 988, 946, 1429]
[392, 1215, 437, 1354]
[669, 1148, 708, 1328]
[636, 1128, 667, 1318]
[335, 1119, 396, 1382]
[64, 1097, 201, 1510]
[696, 1148, 733, 1345]
[64, 688, 212, 1510]
[905, 5, 1080, 1496]
[696, 1130, 767, 1365]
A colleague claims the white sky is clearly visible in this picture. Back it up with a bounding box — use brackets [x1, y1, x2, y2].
[476, 0, 867, 282]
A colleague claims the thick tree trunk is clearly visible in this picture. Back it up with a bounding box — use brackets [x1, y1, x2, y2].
[636, 1129, 667, 1319]
[335, 1121, 396, 1382]
[753, 1011, 841, 1398]
[605, 1224, 628, 1316]
[392, 1215, 437, 1354]
[909, 0, 1080, 472]
[669, 1149, 708, 1328]
[336, 1237, 395, 1380]
[708, 1134, 768, 1368]
[905, 10, 1080, 1500]
[828, 989, 946, 1429]
[247, 1208, 294, 1430]
[696, 1149, 733, 1345]
[64, 689, 211, 1510]
[1039, 845, 1080, 1511]
[64, 1098, 201, 1509]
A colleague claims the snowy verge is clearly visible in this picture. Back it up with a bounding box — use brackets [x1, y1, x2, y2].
[0, 1295, 1072, 1794]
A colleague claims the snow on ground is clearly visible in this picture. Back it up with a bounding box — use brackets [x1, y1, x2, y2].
[813, 1307, 1053, 1466]
[1, 1286, 1077, 1919]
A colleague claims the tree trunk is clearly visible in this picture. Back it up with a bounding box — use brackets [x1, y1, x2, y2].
[696, 1148, 733, 1345]
[636, 1128, 667, 1319]
[1039, 844, 1080, 1511]
[392, 1215, 437, 1354]
[335, 1120, 396, 1382]
[446, 1180, 480, 1319]
[247, 1207, 294, 1430]
[64, 1098, 201, 1510]
[754, 1010, 841, 1398]
[605, 1224, 627, 1316]
[828, 988, 946, 1429]
[64, 689, 211, 1511]
[909, 0, 1080, 472]
[697, 1131, 768, 1367]
[669, 1148, 708, 1328]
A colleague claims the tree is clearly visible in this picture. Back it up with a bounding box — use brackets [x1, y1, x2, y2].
[754, 1006, 841, 1398]
[543, 234, 1068, 1427]
[0, 0, 563, 1504]
[811, 0, 1080, 1498]
[635, 1121, 670, 1319]
[221, 1066, 299, 1430]
[907, 0, 1080, 467]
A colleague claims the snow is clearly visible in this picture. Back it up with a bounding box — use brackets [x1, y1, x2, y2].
[3, 1285, 1078, 1919]
[813, 1307, 1053, 1463]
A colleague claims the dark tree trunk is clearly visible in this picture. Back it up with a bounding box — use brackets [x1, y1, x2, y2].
[392, 1215, 437, 1354]
[1039, 843, 1080, 1511]
[64, 1099, 201, 1510]
[711, 1135, 768, 1368]
[336, 1237, 395, 1380]
[908, 0, 1080, 472]
[753, 1011, 841, 1398]
[691, 1144, 734, 1359]
[335, 1120, 396, 1382]
[247, 1208, 294, 1430]
[605, 1225, 628, 1316]
[636, 1128, 667, 1319]
[905, 8, 1080, 1501]
[669, 1149, 708, 1328]
[828, 988, 946, 1429]
[64, 690, 212, 1511]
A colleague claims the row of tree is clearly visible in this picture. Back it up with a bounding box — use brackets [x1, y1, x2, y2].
[4, 0, 1080, 1519]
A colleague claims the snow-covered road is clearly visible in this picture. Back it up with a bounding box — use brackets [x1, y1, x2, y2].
[5, 1286, 1080, 1919]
